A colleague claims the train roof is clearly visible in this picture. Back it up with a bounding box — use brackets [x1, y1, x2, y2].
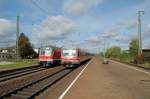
[62, 46, 78, 49]
[40, 46, 60, 50]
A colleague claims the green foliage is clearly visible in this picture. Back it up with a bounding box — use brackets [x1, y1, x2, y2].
[120, 51, 131, 62]
[18, 33, 37, 58]
[100, 52, 104, 57]
[105, 46, 121, 58]
[129, 38, 139, 58]
[0, 59, 38, 69]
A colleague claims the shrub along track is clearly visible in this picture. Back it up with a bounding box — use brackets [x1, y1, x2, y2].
[110, 59, 150, 71]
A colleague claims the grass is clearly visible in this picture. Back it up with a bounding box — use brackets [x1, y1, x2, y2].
[143, 63, 150, 68]
[0, 59, 38, 70]
[112, 57, 150, 69]
[120, 57, 133, 63]
[100, 53, 150, 69]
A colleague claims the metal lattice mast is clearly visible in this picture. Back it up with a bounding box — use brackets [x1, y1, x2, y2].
[16, 16, 20, 59]
[137, 11, 144, 56]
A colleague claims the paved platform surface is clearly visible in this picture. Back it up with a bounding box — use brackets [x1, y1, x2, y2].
[62, 56, 150, 99]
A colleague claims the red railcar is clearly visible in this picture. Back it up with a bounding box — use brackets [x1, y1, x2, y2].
[38, 47, 61, 67]
[61, 48, 80, 67]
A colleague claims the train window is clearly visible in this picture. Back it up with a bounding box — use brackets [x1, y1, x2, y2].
[62, 52, 69, 56]
[39, 50, 45, 55]
[45, 50, 52, 55]
[62, 50, 76, 58]
[70, 52, 76, 58]
[72, 53, 76, 57]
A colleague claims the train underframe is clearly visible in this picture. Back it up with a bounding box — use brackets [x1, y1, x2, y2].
[39, 59, 60, 67]
[61, 60, 80, 68]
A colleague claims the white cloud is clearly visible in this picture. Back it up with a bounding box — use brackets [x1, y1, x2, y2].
[0, 19, 16, 38]
[102, 20, 136, 40]
[143, 26, 150, 39]
[112, 35, 130, 43]
[119, 20, 136, 30]
[33, 15, 78, 40]
[102, 32, 117, 38]
[86, 36, 102, 44]
[63, 0, 103, 16]
[148, 24, 150, 28]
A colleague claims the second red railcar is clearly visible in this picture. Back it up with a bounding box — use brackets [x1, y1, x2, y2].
[61, 48, 80, 68]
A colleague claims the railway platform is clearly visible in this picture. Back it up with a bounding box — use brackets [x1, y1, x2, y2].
[59, 56, 150, 99]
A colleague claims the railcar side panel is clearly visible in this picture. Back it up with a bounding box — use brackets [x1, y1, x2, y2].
[38, 47, 61, 67]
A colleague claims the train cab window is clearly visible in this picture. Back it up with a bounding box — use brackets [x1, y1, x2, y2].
[62, 52, 69, 56]
[62, 50, 76, 58]
[39, 50, 45, 55]
[45, 50, 52, 55]
[71, 53, 76, 58]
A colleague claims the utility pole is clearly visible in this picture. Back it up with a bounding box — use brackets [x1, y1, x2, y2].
[40, 41, 42, 48]
[16, 16, 20, 59]
[116, 39, 121, 60]
[137, 11, 144, 56]
[103, 40, 106, 59]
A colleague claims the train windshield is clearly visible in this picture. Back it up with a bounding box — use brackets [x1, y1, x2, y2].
[45, 50, 52, 56]
[62, 50, 76, 58]
[39, 49, 52, 56]
[39, 50, 45, 55]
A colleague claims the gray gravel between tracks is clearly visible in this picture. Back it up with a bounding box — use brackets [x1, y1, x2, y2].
[0, 66, 64, 97]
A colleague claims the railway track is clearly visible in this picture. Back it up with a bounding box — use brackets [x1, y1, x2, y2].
[1, 68, 74, 99]
[0, 58, 91, 99]
[0, 65, 46, 83]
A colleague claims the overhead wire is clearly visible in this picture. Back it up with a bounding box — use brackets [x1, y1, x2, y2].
[30, 0, 51, 15]
[0, 40, 16, 43]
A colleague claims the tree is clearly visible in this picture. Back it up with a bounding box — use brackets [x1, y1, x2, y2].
[120, 50, 130, 62]
[129, 38, 139, 58]
[18, 33, 37, 58]
[105, 46, 121, 58]
[129, 38, 144, 64]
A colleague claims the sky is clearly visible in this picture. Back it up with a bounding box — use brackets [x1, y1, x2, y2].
[0, 0, 150, 53]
